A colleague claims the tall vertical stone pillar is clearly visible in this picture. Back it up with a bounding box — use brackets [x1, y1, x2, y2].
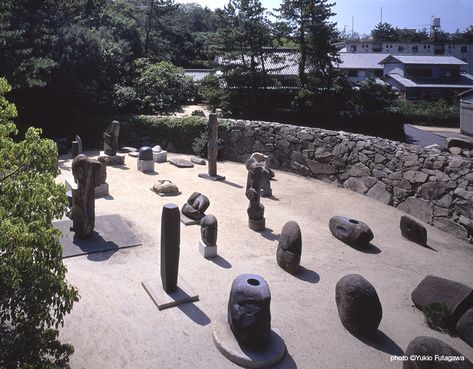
[199, 114, 225, 181]
[160, 204, 180, 293]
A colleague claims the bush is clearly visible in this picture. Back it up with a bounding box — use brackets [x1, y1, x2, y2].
[0, 78, 79, 368]
[191, 110, 206, 117]
[134, 59, 196, 114]
[395, 99, 459, 126]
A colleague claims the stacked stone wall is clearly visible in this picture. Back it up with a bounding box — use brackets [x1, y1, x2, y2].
[221, 119, 473, 242]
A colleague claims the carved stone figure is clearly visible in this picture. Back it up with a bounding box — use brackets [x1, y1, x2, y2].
[181, 192, 210, 220]
[71, 154, 105, 239]
[137, 146, 154, 172]
[152, 180, 179, 195]
[138, 146, 153, 161]
[329, 216, 374, 248]
[247, 153, 272, 197]
[160, 204, 180, 293]
[400, 215, 427, 246]
[103, 120, 120, 156]
[276, 221, 302, 274]
[71, 135, 82, 158]
[246, 157, 265, 231]
[335, 274, 382, 336]
[228, 274, 271, 349]
[201, 214, 218, 247]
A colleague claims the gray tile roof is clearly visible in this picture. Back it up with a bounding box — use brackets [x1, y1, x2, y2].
[387, 73, 473, 89]
[335, 53, 389, 70]
[379, 54, 467, 65]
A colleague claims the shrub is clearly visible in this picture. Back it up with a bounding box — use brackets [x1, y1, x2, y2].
[191, 110, 206, 117]
[395, 99, 459, 126]
[0, 78, 79, 368]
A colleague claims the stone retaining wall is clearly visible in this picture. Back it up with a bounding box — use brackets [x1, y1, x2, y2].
[220, 119, 473, 242]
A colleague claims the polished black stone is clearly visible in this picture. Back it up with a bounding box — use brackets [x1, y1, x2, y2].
[139, 146, 154, 161]
[276, 221, 302, 274]
[400, 215, 427, 246]
[160, 204, 180, 293]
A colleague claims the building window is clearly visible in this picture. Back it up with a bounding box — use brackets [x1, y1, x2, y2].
[348, 70, 358, 77]
[461, 46, 467, 53]
[424, 45, 426, 48]
[350, 45, 357, 52]
[406, 68, 432, 78]
[428, 45, 430, 49]
[398, 46, 404, 52]
[374, 69, 383, 77]
[412, 46, 418, 52]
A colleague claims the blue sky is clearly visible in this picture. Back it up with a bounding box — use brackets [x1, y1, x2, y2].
[175, 0, 473, 34]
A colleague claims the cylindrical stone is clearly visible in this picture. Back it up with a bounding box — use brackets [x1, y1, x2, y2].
[160, 203, 180, 293]
[139, 146, 154, 161]
[228, 274, 271, 349]
[71, 141, 79, 158]
[208, 113, 218, 177]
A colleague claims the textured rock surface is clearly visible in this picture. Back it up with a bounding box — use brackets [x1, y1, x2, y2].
[329, 216, 374, 248]
[201, 214, 218, 247]
[276, 221, 302, 274]
[335, 274, 382, 336]
[152, 180, 179, 195]
[456, 308, 473, 348]
[218, 119, 473, 242]
[400, 216, 427, 246]
[181, 192, 210, 220]
[411, 275, 473, 326]
[228, 274, 271, 349]
[403, 336, 473, 369]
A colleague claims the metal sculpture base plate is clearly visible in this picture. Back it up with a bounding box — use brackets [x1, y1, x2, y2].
[54, 214, 142, 258]
[199, 240, 217, 258]
[249, 218, 266, 232]
[142, 277, 199, 311]
[180, 211, 202, 226]
[198, 173, 226, 181]
[212, 317, 286, 369]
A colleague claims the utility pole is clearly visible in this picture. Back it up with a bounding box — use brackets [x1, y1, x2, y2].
[380, 7, 383, 23]
[352, 16, 354, 33]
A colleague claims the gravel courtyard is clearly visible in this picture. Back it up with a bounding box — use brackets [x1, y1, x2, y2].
[57, 151, 473, 369]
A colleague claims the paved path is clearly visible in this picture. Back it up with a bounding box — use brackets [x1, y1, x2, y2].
[404, 124, 446, 148]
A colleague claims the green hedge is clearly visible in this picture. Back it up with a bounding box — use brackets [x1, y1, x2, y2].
[395, 100, 460, 127]
[121, 115, 229, 154]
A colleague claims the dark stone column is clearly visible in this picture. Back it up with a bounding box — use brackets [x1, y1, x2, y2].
[160, 204, 180, 293]
[103, 120, 120, 156]
[208, 113, 218, 177]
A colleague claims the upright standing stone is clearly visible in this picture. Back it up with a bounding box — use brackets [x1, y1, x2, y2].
[199, 114, 225, 181]
[400, 215, 428, 246]
[71, 154, 105, 239]
[160, 204, 180, 293]
[228, 274, 271, 349]
[137, 146, 154, 173]
[335, 274, 383, 336]
[246, 155, 266, 231]
[72, 135, 83, 158]
[276, 221, 302, 274]
[248, 153, 272, 197]
[103, 120, 120, 156]
[199, 214, 218, 258]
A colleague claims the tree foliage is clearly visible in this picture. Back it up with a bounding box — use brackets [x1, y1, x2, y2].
[0, 77, 79, 368]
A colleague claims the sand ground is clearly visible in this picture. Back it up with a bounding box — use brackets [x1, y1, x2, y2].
[57, 151, 473, 369]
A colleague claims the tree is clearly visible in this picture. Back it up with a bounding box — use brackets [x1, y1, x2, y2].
[0, 77, 79, 368]
[276, 0, 339, 88]
[371, 22, 399, 42]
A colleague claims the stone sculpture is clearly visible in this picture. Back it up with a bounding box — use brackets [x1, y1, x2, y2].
[152, 180, 179, 196]
[276, 221, 302, 274]
[152, 145, 167, 163]
[160, 204, 180, 293]
[246, 156, 266, 231]
[400, 215, 427, 246]
[228, 274, 271, 349]
[181, 192, 210, 221]
[247, 153, 272, 197]
[70, 154, 105, 239]
[71, 135, 82, 158]
[456, 308, 473, 347]
[199, 214, 218, 258]
[411, 275, 473, 327]
[335, 274, 382, 336]
[103, 120, 120, 156]
[198, 113, 225, 181]
[329, 216, 374, 248]
[403, 336, 473, 369]
[137, 146, 154, 172]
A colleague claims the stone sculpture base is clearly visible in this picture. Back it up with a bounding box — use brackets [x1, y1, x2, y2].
[180, 212, 202, 226]
[150, 188, 181, 197]
[199, 240, 217, 258]
[142, 277, 198, 311]
[198, 173, 226, 181]
[212, 318, 286, 369]
[137, 159, 154, 173]
[261, 189, 272, 197]
[153, 151, 167, 163]
[54, 214, 142, 258]
[249, 218, 266, 231]
[65, 177, 109, 197]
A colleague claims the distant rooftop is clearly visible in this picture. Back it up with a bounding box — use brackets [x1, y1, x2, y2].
[335, 53, 389, 70]
[379, 55, 468, 65]
[184, 69, 212, 82]
[387, 72, 473, 88]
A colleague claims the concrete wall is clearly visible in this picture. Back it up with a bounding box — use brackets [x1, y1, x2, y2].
[221, 119, 473, 242]
[461, 92, 473, 136]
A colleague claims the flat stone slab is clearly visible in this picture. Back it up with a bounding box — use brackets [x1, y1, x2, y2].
[180, 211, 201, 226]
[212, 318, 286, 369]
[191, 156, 206, 165]
[119, 146, 137, 153]
[54, 214, 142, 258]
[129, 151, 139, 158]
[150, 188, 181, 197]
[142, 277, 199, 311]
[169, 158, 194, 168]
[198, 173, 226, 181]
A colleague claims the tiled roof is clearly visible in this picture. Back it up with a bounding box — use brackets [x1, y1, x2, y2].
[184, 69, 213, 82]
[379, 54, 467, 65]
[387, 73, 473, 89]
[336, 53, 389, 70]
